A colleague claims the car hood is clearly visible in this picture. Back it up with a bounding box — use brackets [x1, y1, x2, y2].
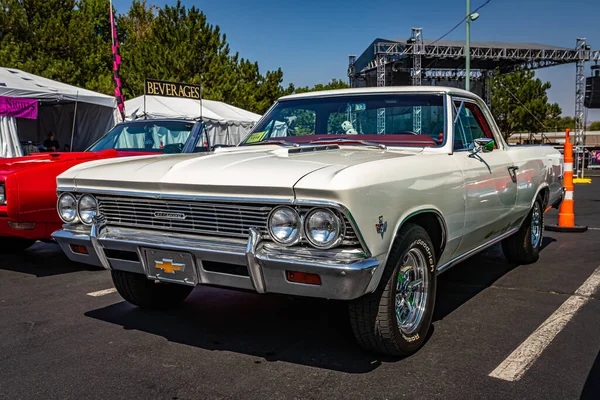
[58, 145, 416, 199]
[0, 150, 119, 178]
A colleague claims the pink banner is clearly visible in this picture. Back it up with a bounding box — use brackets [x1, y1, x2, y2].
[0, 96, 38, 119]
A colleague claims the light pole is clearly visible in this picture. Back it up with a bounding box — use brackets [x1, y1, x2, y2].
[465, 0, 479, 92]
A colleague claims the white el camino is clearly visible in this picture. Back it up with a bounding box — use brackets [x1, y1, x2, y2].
[53, 87, 563, 356]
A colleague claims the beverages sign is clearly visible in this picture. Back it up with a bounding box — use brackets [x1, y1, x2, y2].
[144, 79, 202, 100]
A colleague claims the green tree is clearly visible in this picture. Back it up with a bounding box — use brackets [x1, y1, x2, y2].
[0, 0, 293, 114]
[588, 121, 600, 131]
[491, 71, 561, 139]
[116, 0, 291, 113]
[293, 78, 349, 94]
[0, 0, 114, 92]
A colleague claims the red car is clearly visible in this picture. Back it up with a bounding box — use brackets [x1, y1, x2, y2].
[0, 119, 208, 251]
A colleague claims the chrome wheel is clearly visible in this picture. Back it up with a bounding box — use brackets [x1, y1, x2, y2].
[395, 248, 429, 335]
[531, 202, 542, 248]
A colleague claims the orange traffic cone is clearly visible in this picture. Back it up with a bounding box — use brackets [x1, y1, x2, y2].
[546, 129, 588, 232]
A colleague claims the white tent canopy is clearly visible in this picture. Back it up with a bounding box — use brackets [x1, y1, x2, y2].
[0, 68, 117, 157]
[125, 95, 261, 146]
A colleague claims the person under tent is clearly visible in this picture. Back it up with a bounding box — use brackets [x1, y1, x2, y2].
[43, 132, 60, 152]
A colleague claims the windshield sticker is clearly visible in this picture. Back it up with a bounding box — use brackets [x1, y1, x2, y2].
[354, 103, 367, 112]
[245, 131, 267, 143]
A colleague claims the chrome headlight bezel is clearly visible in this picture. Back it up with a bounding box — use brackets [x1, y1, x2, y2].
[57, 192, 79, 223]
[303, 208, 343, 249]
[77, 194, 98, 225]
[267, 205, 301, 246]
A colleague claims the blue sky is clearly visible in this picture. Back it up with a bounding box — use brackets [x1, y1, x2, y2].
[113, 0, 600, 122]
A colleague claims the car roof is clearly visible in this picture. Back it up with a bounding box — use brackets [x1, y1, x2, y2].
[278, 86, 479, 101]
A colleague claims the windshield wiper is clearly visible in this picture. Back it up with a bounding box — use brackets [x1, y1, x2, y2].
[243, 140, 300, 147]
[309, 138, 387, 150]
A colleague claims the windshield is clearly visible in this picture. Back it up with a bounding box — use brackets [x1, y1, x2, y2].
[87, 121, 196, 153]
[240, 94, 445, 147]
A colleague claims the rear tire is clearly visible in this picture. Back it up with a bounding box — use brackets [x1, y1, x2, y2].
[0, 238, 36, 252]
[111, 270, 194, 309]
[502, 197, 544, 264]
[349, 223, 437, 357]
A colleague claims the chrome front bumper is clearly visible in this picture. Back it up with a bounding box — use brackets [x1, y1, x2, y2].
[53, 221, 379, 300]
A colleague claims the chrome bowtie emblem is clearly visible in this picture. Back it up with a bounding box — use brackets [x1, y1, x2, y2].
[376, 215, 387, 238]
[154, 211, 186, 220]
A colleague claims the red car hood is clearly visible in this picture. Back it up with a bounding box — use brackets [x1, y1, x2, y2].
[0, 149, 155, 178]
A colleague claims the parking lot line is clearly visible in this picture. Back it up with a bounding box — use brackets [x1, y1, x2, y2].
[87, 288, 117, 297]
[489, 265, 600, 382]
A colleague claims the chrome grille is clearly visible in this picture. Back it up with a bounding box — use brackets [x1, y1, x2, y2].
[95, 194, 361, 245]
[343, 219, 360, 245]
[97, 195, 272, 238]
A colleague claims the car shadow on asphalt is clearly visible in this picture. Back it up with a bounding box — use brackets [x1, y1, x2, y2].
[581, 347, 600, 400]
[0, 242, 100, 277]
[433, 238, 556, 322]
[85, 289, 399, 373]
[81, 241, 559, 374]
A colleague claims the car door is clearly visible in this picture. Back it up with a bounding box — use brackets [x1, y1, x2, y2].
[451, 97, 518, 258]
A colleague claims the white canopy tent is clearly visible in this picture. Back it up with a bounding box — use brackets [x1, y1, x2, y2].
[0, 68, 118, 157]
[125, 95, 261, 146]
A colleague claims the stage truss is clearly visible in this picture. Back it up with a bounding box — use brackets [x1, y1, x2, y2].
[348, 30, 600, 175]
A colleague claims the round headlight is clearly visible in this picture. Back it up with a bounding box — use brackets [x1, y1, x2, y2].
[304, 208, 342, 249]
[77, 194, 98, 225]
[58, 193, 78, 223]
[268, 206, 301, 245]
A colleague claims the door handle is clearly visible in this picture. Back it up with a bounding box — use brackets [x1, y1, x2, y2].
[507, 165, 519, 182]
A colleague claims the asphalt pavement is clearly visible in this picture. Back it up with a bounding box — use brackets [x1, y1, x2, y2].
[1, 182, 599, 400]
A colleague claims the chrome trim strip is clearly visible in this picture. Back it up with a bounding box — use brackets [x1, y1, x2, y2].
[90, 215, 111, 270]
[279, 89, 447, 101]
[246, 227, 266, 293]
[56, 187, 294, 205]
[397, 208, 448, 258]
[57, 186, 76, 193]
[436, 227, 519, 274]
[261, 243, 368, 262]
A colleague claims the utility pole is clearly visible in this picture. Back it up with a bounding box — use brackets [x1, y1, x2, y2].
[465, 0, 471, 92]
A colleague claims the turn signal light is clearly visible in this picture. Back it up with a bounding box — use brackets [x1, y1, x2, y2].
[286, 271, 321, 285]
[70, 244, 88, 255]
[7, 222, 35, 230]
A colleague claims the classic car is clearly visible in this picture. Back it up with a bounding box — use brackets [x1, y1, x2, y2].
[0, 118, 209, 251]
[53, 87, 563, 356]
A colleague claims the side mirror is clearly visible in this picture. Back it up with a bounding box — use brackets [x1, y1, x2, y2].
[469, 138, 494, 157]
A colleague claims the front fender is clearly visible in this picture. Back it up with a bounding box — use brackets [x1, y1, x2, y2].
[364, 205, 448, 294]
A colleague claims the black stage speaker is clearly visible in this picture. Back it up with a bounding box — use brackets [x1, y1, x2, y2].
[585, 75, 600, 109]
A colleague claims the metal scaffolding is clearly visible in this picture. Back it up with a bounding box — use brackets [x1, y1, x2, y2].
[348, 55, 356, 88]
[574, 38, 587, 176]
[411, 28, 423, 133]
[359, 40, 598, 73]
[376, 53, 386, 133]
[349, 29, 600, 145]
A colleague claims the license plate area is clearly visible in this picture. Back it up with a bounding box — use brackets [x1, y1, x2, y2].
[142, 248, 198, 286]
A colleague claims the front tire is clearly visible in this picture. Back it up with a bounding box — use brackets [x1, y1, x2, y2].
[502, 197, 544, 264]
[111, 270, 194, 309]
[349, 223, 437, 356]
